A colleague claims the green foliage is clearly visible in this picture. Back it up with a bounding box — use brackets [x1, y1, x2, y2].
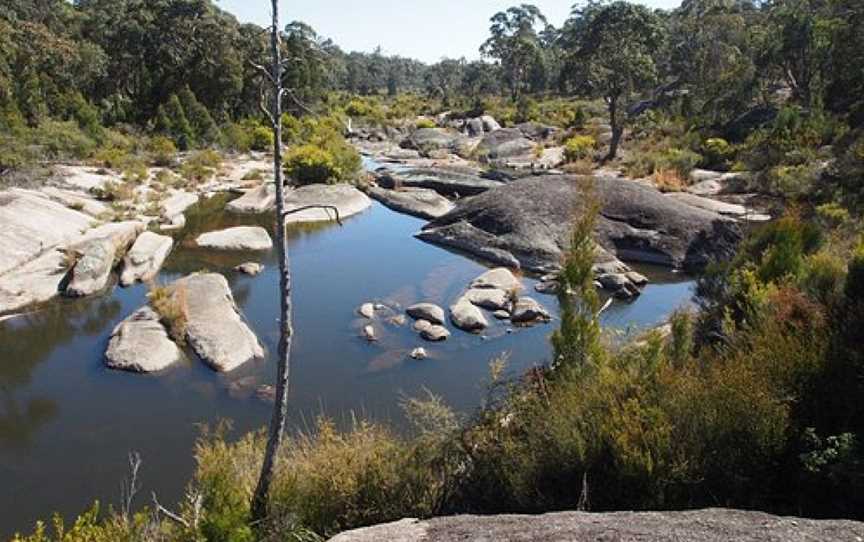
[249, 125, 274, 152]
[147, 136, 177, 167]
[284, 145, 341, 185]
[180, 150, 222, 185]
[282, 114, 360, 184]
[701, 138, 735, 170]
[563, 135, 597, 162]
[415, 118, 436, 129]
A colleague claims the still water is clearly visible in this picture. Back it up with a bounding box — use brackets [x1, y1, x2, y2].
[0, 194, 694, 537]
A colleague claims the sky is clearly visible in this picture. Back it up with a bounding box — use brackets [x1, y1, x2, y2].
[217, 0, 682, 64]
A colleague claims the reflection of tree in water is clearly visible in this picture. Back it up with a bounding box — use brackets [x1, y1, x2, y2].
[0, 296, 120, 449]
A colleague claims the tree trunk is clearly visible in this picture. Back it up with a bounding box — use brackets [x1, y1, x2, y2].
[251, 0, 290, 526]
[604, 95, 623, 162]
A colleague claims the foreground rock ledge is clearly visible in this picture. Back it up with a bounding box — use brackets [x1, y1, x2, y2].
[328, 509, 864, 542]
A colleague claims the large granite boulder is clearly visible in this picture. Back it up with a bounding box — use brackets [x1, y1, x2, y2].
[120, 232, 174, 286]
[327, 509, 864, 542]
[196, 226, 273, 251]
[418, 175, 740, 273]
[171, 273, 263, 372]
[375, 168, 500, 198]
[283, 184, 372, 224]
[401, 128, 466, 157]
[475, 129, 536, 160]
[105, 307, 184, 373]
[65, 221, 145, 297]
[367, 186, 455, 220]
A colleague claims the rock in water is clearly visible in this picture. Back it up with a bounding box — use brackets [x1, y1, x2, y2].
[362, 325, 377, 342]
[358, 303, 375, 319]
[462, 288, 511, 311]
[105, 307, 184, 373]
[418, 175, 740, 273]
[65, 221, 145, 297]
[195, 226, 273, 251]
[226, 184, 276, 214]
[120, 232, 174, 286]
[235, 262, 263, 276]
[283, 184, 371, 224]
[406, 303, 446, 325]
[449, 300, 489, 332]
[413, 319, 432, 333]
[470, 268, 522, 291]
[511, 297, 551, 324]
[410, 347, 428, 360]
[173, 273, 263, 372]
[420, 325, 450, 342]
[367, 186, 455, 220]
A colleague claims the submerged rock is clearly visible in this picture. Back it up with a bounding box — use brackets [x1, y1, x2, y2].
[418, 175, 740, 273]
[120, 231, 174, 286]
[235, 262, 264, 276]
[226, 184, 276, 214]
[367, 186, 455, 220]
[65, 221, 144, 297]
[283, 184, 372, 224]
[173, 273, 264, 372]
[196, 226, 273, 251]
[407, 303, 446, 325]
[105, 307, 184, 373]
[449, 300, 489, 332]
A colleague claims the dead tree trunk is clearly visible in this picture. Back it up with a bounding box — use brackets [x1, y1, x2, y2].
[251, 0, 289, 525]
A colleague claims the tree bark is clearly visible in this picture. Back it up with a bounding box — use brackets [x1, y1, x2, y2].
[250, 0, 289, 526]
[604, 94, 623, 162]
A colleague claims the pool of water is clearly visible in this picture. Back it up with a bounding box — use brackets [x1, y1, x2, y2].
[0, 193, 694, 537]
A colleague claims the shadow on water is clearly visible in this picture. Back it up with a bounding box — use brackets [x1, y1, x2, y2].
[0, 191, 696, 537]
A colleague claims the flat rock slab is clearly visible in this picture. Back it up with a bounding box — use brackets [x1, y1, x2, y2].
[667, 192, 770, 221]
[367, 186, 454, 220]
[327, 509, 864, 542]
[161, 191, 199, 223]
[476, 129, 536, 160]
[418, 175, 741, 273]
[0, 249, 69, 314]
[65, 221, 145, 297]
[283, 184, 372, 224]
[172, 273, 263, 372]
[105, 307, 184, 373]
[0, 189, 94, 277]
[226, 183, 277, 214]
[38, 186, 110, 217]
[376, 168, 500, 198]
[196, 226, 273, 251]
[120, 231, 174, 286]
[471, 268, 522, 291]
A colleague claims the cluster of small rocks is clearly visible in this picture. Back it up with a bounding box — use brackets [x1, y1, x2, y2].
[355, 268, 551, 361]
[533, 265, 650, 301]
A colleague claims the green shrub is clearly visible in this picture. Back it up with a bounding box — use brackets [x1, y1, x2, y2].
[701, 137, 735, 170]
[180, 150, 222, 185]
[415, 118, 436, 129]
[29, 120, 98, 159]
[147, 136, 177, 167]
[250, 125, 274, 152]
[564, 135, 597, 162]
[284, 145, 340, 185]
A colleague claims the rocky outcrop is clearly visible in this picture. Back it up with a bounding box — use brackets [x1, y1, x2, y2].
[375, 168, 500, 198]
[401, 128, 466, 157]
[283, 184, 372, 223]
[327, 509, 864, 542]
[161, 190, 199, 226]
[475, 129, 536, 161]
[105, 307, 184, 373]
[65, 221, 145, 297]
[418, 175, 740, 273]
[367, 186, 454, 220]
[226, 184, 276, 214]
[196, 226, 273, 251]
[667, 192, 770, 221]
[0, 249, 71, 314]
[172, 273, 263, 372]
[120, 232, 174, 286]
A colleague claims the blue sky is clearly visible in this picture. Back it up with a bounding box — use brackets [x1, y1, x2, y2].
[217, 1, 682, 63]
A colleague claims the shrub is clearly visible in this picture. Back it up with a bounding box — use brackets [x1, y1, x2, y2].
[180, 150, 222, 185]
[250, 125, 274, 152]
[29, 120, 98, 159]
[564, 135, 597, 162]
[147, 136, 177, 167]
[653, 169, 688, 192]
[148, 284, 188, 344]
[415, 118, 436, 129]
[701, 137, 735, 170]
[284, 145, 340, 185]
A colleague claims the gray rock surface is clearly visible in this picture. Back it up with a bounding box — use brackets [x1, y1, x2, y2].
[235, 262, 263, 276]
[407, 303, 446, 325]
[461, 288, 511, 311]
[449, 300, 489, 332]
[510, 297, 551, 324]
[367, 186, 455, 220]
[476, 129, 536, 160]
[172, 273, 264, 372]
[0, 249, 71, 314]
[120, 231, 174, 286]
[420, 324, 450, 342]
[402, 128, 466, 156]
[226, 184, 276, 214]
[161, 190, 198, 224]
[105, 307, 184, 373]
[667, 192, 771, 221]
[362, 324, 377, 341]
[410, 347, 428, 360]
[196, 226, 273, 251]
[65, 221, 145, 297]
[327, 509, 864, 542]
[470, 268, 522, 291]
[358, 303, 375, 319]
[418, 175, 740, 273]
[375, 168, 500, 198]
[283, 184, 372, 224]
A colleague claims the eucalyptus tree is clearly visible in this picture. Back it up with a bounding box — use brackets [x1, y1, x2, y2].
[564, 1, 665, 160]
[480, 4, 549, 101]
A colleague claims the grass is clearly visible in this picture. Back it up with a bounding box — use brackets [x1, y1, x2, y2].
[652, 169, 688, 192]
[148, 284, 188, 344]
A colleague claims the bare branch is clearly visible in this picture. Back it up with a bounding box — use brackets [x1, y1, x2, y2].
[282, 205, 343, 226]
[120, 451, 142, 522]
[151, 492, 190, 528]
[258, 86, 277, 127]
[283, 87, 316, 116]
[248, 60, 276, 84]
